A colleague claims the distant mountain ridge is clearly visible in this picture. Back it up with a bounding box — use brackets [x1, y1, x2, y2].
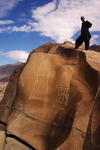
[0, 62, 23, 82]
[89, 44, 100, 52]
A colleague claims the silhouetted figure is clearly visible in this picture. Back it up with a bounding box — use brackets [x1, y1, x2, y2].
[75, 16, 92, 50]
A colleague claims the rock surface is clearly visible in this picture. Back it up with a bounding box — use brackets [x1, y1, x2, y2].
[0, 42, 100, 150]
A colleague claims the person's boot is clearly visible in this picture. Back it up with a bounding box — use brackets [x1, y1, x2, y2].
[74, 43, 79, 49]
[74, 46, 78, 49]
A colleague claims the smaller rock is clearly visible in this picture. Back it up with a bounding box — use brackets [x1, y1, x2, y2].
[0, 131, 6, 150]
[4, 137, 32, 150]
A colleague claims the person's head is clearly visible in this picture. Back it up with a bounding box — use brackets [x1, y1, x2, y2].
[80, 16, 85, 22]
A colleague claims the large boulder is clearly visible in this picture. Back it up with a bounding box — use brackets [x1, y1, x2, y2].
[0, 42, 100, 150]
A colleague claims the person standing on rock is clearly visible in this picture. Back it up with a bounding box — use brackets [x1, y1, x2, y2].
[75, 16, 92, 50]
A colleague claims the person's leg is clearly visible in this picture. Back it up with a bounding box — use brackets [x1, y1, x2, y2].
[75, 35, 84, 49]
[85, 38, 89, 50]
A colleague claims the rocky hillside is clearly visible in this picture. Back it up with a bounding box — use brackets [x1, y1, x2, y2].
[0, 42, 100, 150]
[0, 63, 23, 101]
[89, 44, 100, 52]
[0, 62, 23, 82]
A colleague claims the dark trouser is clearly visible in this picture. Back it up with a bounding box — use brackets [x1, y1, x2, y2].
[75, 34, 90, 50]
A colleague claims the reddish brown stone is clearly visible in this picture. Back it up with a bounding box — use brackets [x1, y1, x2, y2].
[0, 42, 100, 150]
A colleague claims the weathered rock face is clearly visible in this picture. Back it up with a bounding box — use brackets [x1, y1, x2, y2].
[0, 42, 100, 150]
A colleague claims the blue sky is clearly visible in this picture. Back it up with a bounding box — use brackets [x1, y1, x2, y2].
[0, 0, 100, 66]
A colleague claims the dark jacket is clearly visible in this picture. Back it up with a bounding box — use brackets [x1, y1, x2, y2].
[81, 21, 92, 39]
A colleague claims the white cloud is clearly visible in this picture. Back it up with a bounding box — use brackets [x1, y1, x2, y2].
[31, 2, 57, 20]
[0, 24, 33, 33]
[90, 34, 100, 45]
[0, 26, 12, 33]
[0, 0, 100, 44]
[11, 25, 32, 32]
[30, 0, 100, 42]
[0, 20, 14, 25]
[0, 0, 23, 18]
[1, 50, 29, 62]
